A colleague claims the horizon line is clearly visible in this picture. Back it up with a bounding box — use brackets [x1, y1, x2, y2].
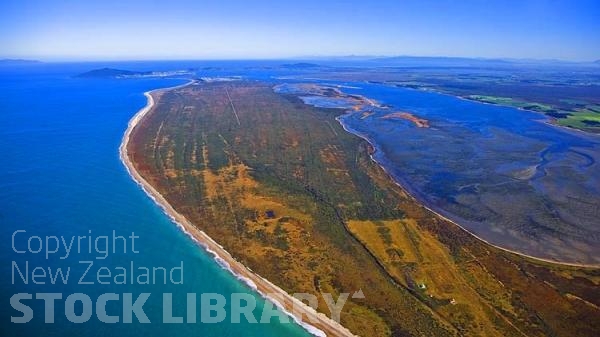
[2, 54, 599, 64]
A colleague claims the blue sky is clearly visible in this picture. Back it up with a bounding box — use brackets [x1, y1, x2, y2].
[1, 0, 599, 61]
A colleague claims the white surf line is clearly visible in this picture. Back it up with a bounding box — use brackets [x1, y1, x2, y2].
[225, 87, 241, 126]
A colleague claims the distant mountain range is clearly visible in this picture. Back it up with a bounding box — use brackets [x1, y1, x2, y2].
[280, 62, 323, 69]
[368, 56, 516, 67]
[72, 58, 600, 79]
[301, 55, 600, 68]
[367, 56, 600, 68]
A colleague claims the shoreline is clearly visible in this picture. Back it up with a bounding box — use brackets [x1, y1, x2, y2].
[457, 94, 600, 138]
[383, 82, 600, 139]
[119, 82, 357, 337]
[335, 114, 600, 269]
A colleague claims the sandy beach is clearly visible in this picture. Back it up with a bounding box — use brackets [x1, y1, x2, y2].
[120, 81, 597, 337]
[119, 82, 357, 337]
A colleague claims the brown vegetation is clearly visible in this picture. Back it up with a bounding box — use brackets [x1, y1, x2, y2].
[128, 81, 600, 336]
[381, 112, 430, 128]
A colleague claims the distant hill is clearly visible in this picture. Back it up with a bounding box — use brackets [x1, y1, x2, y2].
[304, 55, 597, 68]
[280, 62, 323, 69]
[0, 59, 42, 66]
[367, 56, 517, 67]
[76, 68, 152, 78]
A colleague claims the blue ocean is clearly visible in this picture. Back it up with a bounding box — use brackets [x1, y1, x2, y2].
[2, 60, 599, 335]
[0, 62, 311, 337]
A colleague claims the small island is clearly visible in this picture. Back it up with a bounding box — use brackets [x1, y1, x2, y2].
[381, 112, 430, 128]
[76, 67, 194, 79]
[76, 68, 152, 78]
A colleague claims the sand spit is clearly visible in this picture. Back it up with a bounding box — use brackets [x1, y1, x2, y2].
[120, 81, 357, 337]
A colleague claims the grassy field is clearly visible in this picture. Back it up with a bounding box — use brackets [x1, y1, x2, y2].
[128, 81, 600, 336]
[466, 95, 600, 131]
[466, 95, 554, 112]
[556, 108, 600, 128]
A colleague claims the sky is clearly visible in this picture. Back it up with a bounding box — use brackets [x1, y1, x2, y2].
[1, 0, 599, 61]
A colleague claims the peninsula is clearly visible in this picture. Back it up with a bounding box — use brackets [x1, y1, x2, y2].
[381, 112, 430, 128]
[123, 80, 600, 337]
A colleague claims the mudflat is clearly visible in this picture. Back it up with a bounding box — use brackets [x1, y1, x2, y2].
[127, 81, 600, 337]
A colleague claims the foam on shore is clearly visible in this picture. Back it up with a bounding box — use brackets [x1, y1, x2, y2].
[120, 81, 353, 337]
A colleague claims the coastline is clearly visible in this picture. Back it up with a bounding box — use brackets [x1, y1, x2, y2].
[388, 83, 600, 138]
[457, 94, 600, 138]
[119, 82, 357, 337]
[335, 114, 600, 269]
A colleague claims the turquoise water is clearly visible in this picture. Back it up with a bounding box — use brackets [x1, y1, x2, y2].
[0, 63, 310, 336]
[3, 61, 598, 335]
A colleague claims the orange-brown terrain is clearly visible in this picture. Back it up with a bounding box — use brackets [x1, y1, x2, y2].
[127, 81, 600, 337]
[381, 112, 430, 128]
